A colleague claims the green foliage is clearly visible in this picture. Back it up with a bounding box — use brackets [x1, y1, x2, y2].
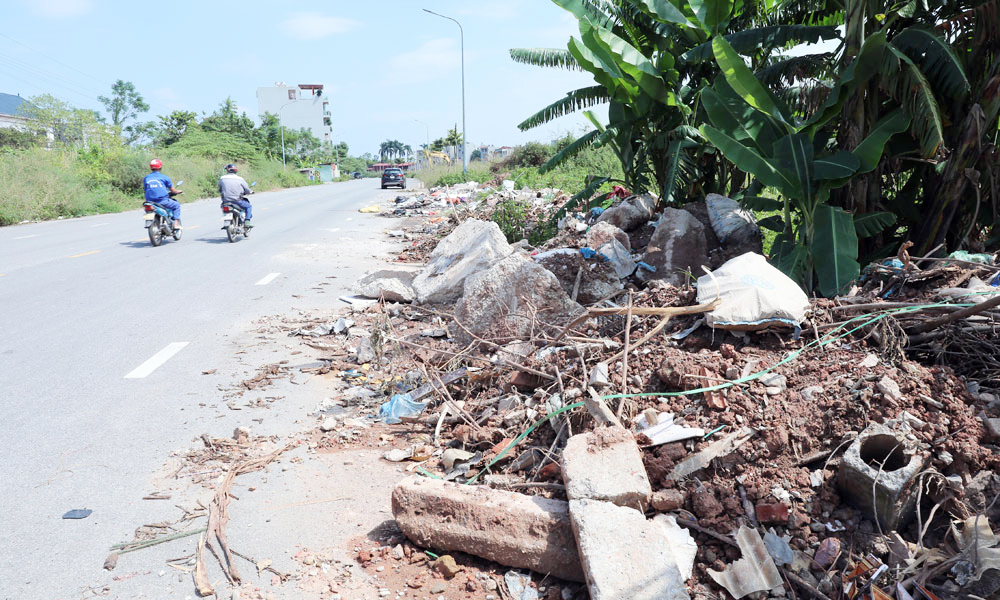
[167, 129, 259, 162]
[491, 199, 529, 243]
[98, 79, 149, 127]
[0, 127, 43, 150]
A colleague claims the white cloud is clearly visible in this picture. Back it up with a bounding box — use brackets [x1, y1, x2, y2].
[27, 0, 93, 18]
[281, 12, 358, 41]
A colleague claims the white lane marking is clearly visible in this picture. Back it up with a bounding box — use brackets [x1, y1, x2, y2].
[256, 272, 281, 286]
[14, 235, 39, 240]
[326, 228, 341, 232]
[124, 342, 189, 379]
[346, 217, 353, 221]
[91, 223, 109, 227]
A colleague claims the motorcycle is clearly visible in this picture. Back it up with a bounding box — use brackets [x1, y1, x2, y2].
[220, 181, 256, 243]
[143, 180, 184, 247]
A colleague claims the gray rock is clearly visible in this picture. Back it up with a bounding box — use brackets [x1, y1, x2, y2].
[412, 219, 514, 304]
[353, 269, 417, 303]
[454, 254, 584, 346]
[356, 336, 376, 364]
[596, 193, 658, 232]
[636, 208, 709, 285]
[586, 222, 631, 253]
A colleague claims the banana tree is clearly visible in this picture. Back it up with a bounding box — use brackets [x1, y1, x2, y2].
[702, 34, 908, 296]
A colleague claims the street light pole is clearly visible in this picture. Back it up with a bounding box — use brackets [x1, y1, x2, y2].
[422, 8, 466, 176]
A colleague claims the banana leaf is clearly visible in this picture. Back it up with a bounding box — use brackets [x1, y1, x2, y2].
[853, 211, 897, 237]
[631, 0, 695, 28]
[701, 125, 795, 193]
[582, 21, 673, 103]
[813, 150, 860, 180]
[702, 78, 782, 154]
[682, 24, 840, 63]
[813, 204, 860, 297]
[771, 232, 810, 288]
[852, 109, 911, 173]
[689, 0, 733, 33]
[712, 37, 793, 130]
[804, 32, 886, 135]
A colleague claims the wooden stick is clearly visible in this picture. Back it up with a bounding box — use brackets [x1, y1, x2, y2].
[617, 292, 634, 420]
[909, 293, 1000, 334]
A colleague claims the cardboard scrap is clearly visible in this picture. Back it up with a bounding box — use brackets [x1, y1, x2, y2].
[954, 515, 1000, 583]
[708, 525, 782, 598]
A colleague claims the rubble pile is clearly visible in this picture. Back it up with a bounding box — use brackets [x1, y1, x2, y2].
[326, 184, 1000, 599]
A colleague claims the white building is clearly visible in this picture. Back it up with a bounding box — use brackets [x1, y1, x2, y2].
[256, 83, 331, 143]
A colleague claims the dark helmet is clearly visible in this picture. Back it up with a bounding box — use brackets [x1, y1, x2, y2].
[225, 164, 238, 174]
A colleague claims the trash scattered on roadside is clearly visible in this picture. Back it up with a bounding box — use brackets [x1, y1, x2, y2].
[63, 509, 92, 519]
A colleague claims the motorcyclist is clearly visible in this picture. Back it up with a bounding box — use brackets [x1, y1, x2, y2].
[143, 159, 181, 229]
[218, 164, 253, 228]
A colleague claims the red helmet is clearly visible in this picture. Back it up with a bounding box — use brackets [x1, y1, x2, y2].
[150, 158, 163, 170]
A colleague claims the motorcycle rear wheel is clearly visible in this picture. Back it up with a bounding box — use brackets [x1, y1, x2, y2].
[172, 226, 182, 241]
[226, 223, 237, 243]
[149, 216, 162, 247]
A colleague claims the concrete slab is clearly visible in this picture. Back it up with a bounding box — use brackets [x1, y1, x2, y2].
[562, 426, 652, 509]
[391, 475, 584, 582]
[569, 499, 690, 600]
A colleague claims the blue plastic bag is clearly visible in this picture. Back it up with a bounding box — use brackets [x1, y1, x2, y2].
[378, 393, 428, 424]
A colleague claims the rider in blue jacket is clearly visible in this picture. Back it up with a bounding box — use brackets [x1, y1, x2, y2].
[143, 159, 181, 228]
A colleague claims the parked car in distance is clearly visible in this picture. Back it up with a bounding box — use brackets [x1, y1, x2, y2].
[381, 168, 405, 189]
[352, 171, 362, 179]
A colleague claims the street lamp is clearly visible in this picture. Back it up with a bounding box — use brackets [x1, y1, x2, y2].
[422, 8, 466, 176]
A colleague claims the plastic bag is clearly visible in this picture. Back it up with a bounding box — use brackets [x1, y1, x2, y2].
[696, 252, 809, 330]
[378, 393, 428, 424]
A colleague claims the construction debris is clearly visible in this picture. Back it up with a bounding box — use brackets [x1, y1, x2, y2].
[331, 182, 1000, 599]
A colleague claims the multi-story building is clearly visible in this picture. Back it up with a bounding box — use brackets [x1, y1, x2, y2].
[256, 83, 331, 144]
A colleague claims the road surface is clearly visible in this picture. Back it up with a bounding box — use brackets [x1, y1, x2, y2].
[0, 179, 411, 598]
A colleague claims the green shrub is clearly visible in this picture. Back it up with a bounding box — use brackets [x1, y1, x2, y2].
[491, 199, 528, 243]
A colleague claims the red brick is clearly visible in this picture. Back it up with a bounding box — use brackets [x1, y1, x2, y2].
[755, 502, 789, 524]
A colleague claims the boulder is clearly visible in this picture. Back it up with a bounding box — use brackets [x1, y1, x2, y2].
[637, 208, 709, 286]
[353, 269, 417, 303]
[534, 249, 622, 305]
[596, 193, 657, 232]
[412, 219, 513, 304]
[586, 222, 631, 253]
[705, 193, 762, 255]
[454, 253, 585, 345]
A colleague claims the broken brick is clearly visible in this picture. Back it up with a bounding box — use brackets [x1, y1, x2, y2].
[755, 502, 789, 524]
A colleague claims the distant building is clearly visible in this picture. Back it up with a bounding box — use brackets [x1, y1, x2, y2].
[256, 83, 331, 143]
[0, 92, 32, 130]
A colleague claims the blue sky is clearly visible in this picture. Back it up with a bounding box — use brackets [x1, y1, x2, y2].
[1, 0, 600, 156]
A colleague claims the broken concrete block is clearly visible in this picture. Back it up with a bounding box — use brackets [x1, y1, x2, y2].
[562, 426, 652, 509]
[453, 253, 584, 346]
[353, 269, 417, 303]
[984, 417, 1000, 441]
[568, 499, 690, 600]
[588, 362, 611, 389]
[391, 476, 584, 582]
[637, 208, 709, 286]
[356, 336, 376, 364]
[596, 193, 658, 232]
[586, 221, 631, 253]
[837, 424, 929, 530]
[412, 219, 514, 304]
[651, 489, 685, 512]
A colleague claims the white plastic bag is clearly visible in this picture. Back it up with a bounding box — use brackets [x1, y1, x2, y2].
[696, 252, 809, 330]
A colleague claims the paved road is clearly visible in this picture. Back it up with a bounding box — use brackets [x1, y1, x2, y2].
[0, 179, 408, 598]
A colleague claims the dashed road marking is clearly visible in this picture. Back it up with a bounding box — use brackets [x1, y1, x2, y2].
[70, 250, 100, 258]
[91, 223, 109, 228]
[255, 272, 281, 286]
[185, 225, 200, 231]
[14, 235, 39, 240]
[124, 342, 189, 379]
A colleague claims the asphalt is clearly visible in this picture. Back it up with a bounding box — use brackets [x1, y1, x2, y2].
[0, 178, 410, 599]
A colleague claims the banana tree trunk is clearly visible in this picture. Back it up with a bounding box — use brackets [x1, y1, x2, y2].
[911, 105, 986, 255]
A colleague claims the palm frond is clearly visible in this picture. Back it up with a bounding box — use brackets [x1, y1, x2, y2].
[756, 53, 836, 87]
[682, 25, 840, 63]
[776, 83, 834, 118]
[884, 45, 946, 157]
[890, 27, 970, 100]
[509, 48, 582, 71]
[517, 86, 611, 131]
[540, 128, 606, 174]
